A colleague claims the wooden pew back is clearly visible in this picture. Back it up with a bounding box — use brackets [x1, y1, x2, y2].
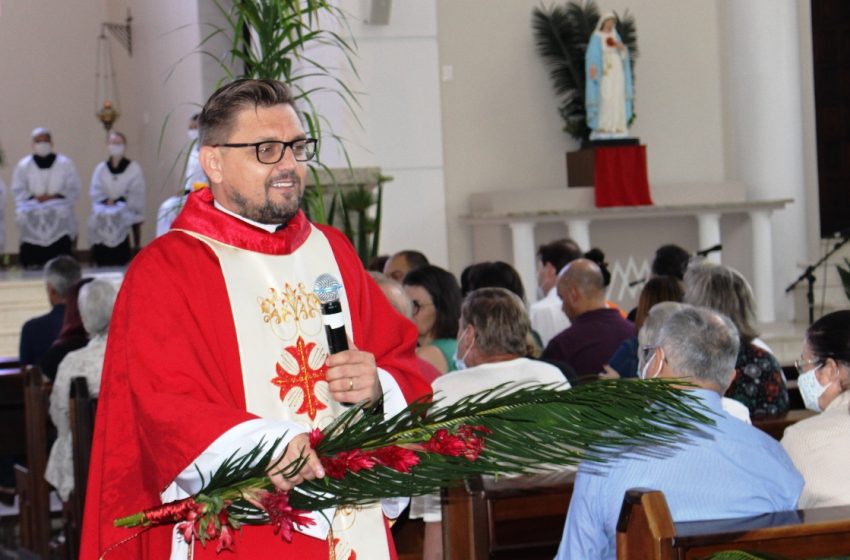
[16, 366, 53, 559]
[616, 488, 850, 559]
[67, 377, 97, 560]
[442, 471, 575, 560]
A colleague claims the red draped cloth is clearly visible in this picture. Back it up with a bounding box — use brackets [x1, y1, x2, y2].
[593, 145, 653, 208]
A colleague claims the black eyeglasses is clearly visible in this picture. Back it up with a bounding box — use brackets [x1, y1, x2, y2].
[213, 139, 318, 164]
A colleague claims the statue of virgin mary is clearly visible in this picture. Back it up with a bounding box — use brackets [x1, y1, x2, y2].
[585, 12, 634, 140]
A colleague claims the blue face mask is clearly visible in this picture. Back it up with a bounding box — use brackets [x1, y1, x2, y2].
[453, 328, 472, 370]
[798, 364, 830, 412]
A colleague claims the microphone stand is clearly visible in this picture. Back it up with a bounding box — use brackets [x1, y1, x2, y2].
[785, 234, 850, 325]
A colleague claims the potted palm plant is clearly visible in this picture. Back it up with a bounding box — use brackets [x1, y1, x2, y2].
[201, 0, 384, 263]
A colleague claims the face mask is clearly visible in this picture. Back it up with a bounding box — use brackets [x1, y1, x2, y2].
[798, 364, 830, 412]
[453, 328, 473, 370]
[187, 129, 199, 141]
[639, 348, 662, 380]
[34, 142, 52, 157]
[108, 144, 125, 158]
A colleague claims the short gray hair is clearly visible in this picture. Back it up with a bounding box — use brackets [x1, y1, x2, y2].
[656, 305, 740, 388]
[461, 287, 530, 357]
[638, 301, 687, 369]
[684, 262, 758, 343]
[78, 279, 119, 336]
[45, 256, 82, 298]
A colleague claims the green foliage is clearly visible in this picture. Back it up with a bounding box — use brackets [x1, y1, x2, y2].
[706, 552, 789, 560]
[288, 380, 710, 511]
[837, 258, 850, 302]
[532, 0, 638, 143]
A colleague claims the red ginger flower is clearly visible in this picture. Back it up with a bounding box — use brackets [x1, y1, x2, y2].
[424, 429, 466, 457]
[370, 445, 420, 473]
[261, 490, 316, 543]
[309, 428, 324, 448]
[322, 449, 377, 479]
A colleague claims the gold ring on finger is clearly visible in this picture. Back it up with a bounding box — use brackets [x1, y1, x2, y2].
[348, 377, 354, 391]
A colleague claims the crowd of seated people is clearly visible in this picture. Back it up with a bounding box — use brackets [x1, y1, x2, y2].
[371, 240, 850, 559]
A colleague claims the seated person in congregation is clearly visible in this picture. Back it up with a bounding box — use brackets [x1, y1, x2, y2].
[541, 258, 634, 377]
[415, 287, 570, 560]
[403, 264, 462, 374]
[11, 127, 81, 269]
[370, 272, 442, 383]
[685, 262, 789, 417]
[45, 278, 118, 502]
[38, 278, 93, 381]
[383, 249, 429, 283]
[556, 305, 802, 560]
[782, 309, 850, 508]
[88, 131, 146, 266]
[19, 255, 82, 366]
[529, 238, 583, 346]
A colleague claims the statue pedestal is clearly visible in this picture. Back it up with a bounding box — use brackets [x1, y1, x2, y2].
[566, 141, 651, 207]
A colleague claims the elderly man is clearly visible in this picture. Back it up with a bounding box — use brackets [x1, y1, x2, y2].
[541, 258, 634, 377]
[11, 127, 81, 268]
[82, 79, 430, 559]
[555, 305, 802, 560]
[19, 255, 82, 366]
[529, 238, 583, 346]
[383, 249, 429, 282]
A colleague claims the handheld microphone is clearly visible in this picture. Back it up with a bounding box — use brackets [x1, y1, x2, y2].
[696, 244, 722, 258]
[628, 277, 646, 288]
[314, 273, 348, 355]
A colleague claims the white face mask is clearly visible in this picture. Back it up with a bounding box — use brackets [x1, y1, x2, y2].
[639, 347, 663, 380]
[798, 364, 830, 412]
[187, 129, 199, 141]
[108, 144, 125, 158]
[453, 328, 473, 370]
[34, 142, 52, 157]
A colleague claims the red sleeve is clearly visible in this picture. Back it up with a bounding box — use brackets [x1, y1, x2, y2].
[82, 233, 256, 558]
[316, 224, 432, 404]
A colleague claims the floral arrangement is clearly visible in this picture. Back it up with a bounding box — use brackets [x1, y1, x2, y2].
[111, 380, 710, 554]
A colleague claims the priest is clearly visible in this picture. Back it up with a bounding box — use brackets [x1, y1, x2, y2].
[11, 127, 81, 268]
[81, 79, 431, 559]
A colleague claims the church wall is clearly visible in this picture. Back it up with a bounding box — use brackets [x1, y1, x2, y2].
[0, 0, 204, 252]
[437, 0, 728, 275]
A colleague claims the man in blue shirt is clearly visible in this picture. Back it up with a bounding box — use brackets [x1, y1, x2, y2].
[18, 255, 81, 365]
[556, 305, 802, 560]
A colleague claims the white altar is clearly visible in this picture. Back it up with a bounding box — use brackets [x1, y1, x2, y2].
[461, 181, 791, 324]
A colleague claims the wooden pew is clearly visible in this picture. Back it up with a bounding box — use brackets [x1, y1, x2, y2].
[15, 366, 53, 559]
[442, 470, 575, 560]
[616, 488, 850, 559]
[752, 409, 817, 441]
[66, 377, 97, 560]
[0, 368, 25, 458]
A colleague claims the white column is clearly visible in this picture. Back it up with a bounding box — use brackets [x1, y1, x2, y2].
[724, 1, 807, 322]
[509, 222, 538, 304]
[565, 219, 591, 252]
[696, 213, 722, 264]
[749, 210, 775, 323]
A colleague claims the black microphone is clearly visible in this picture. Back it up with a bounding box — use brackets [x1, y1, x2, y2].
[695, 244, 722, 258]
[314, 273, 348, 354]
[628, 277, 646, 288]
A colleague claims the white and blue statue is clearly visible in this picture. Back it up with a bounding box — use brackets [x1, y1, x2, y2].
[585, 12, 634, 140]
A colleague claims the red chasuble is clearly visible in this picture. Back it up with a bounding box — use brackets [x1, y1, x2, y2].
[81, 189, 430, 559]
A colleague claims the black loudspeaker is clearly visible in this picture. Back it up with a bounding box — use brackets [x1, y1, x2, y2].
[366, 0, 392, 25]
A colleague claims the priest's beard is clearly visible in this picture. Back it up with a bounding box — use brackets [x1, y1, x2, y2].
[230, 171, 303, 225]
